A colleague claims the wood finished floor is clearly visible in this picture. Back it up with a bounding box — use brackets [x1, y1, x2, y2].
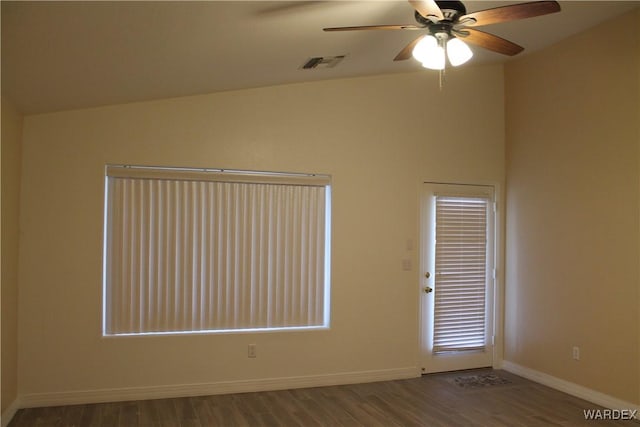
[8, 369, 639, 427]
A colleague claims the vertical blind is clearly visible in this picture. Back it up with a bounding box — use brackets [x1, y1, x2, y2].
[103, 166, 331, 335]
[433, 196, 489, 353]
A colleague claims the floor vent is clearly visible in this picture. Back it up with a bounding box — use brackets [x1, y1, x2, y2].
[301, 55, 345, 69]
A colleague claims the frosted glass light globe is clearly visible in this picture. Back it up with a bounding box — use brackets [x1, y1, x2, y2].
[447, 38, 473, 66]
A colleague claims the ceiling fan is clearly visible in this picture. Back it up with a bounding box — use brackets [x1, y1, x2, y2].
[323, 0, 561, 69]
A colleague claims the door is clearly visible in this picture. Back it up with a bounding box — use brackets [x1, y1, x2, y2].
[419, 183, 495, 373]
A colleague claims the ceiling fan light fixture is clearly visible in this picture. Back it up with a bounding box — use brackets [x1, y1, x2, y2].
[412, 35, 445, 70]
[446, 37, 473, 66]
[411, 35, 437, 63]
[420, 46, 445, 70]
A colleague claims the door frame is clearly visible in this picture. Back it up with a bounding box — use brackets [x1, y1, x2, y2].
[417, 180, 504, 374]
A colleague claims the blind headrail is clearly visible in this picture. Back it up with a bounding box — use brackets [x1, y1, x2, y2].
[106, 165, 331, 187]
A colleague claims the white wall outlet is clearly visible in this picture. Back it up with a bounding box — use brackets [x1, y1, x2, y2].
[572, 346, 580, 361]
[248, 344, 257, 358]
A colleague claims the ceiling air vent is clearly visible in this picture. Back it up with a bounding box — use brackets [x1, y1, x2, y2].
[301, 55, 345, 70]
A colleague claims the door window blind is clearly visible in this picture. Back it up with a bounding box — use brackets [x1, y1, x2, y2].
[103, 166, 331, 335]
[433, 196, 489, 353]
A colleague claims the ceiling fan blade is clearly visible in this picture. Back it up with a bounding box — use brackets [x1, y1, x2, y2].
[460, 1, 560, 27]
[394, 35, 427, 61]
[409, 0, 444, 20]
[323, 24, 423, 32]
[462, 28, 524, 56]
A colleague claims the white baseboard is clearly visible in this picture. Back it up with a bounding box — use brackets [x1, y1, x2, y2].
[19, 366, 420, 409]
[502, 360, 639, 412]
[1, 397, 21, 427]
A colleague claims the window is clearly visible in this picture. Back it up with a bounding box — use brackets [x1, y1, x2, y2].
[433, 195, 490, 353]
[103, 165, 331, 336]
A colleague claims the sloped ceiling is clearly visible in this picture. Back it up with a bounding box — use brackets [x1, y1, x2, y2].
[2, 1, 638, 114]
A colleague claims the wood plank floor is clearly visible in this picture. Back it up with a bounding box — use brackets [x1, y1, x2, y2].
[8, 369, 639, 426]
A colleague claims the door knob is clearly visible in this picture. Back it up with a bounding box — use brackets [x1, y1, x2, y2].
[423, 286, 433, 294]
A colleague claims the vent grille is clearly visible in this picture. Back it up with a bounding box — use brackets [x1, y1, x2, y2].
[301, 55, 345, 70]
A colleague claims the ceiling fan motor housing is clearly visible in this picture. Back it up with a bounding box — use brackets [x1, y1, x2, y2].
[415, 0, 467, 37]
[435, 1, 467, 16]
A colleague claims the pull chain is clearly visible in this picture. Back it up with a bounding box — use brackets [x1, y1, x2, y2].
[439, 38, 447, 91]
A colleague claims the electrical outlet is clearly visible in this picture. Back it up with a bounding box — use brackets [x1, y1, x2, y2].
[572, 346, 580, 361]
[248, 344, 257, 358]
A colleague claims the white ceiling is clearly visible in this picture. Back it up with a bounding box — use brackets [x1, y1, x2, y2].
[2, 0, 638, 115]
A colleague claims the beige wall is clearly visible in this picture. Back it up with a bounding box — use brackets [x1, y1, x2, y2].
[505, 10, 640, 404]
[2, 97, 23, 412]
[17, 67, 505, 396]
